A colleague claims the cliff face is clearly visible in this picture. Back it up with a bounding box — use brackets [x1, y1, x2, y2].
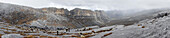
[0, 3, 110, 28]
[63, 8, 110, 28]
[71, 8, 93, 16]
[39, 7, 70, 15]
[95, 10, 110, 24]
[70, 8, 109, 23]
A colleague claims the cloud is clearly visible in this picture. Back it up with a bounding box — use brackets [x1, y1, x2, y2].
[0, 0, 170, 11]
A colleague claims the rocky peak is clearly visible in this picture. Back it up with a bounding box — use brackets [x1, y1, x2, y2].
[40, 7, 70, 15]
[70, 8, 95, 16]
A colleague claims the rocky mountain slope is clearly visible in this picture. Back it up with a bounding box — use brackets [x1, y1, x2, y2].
[0, 2, 110, 29]
[0, 10, 169, 38]
[1, 2, 170, 38]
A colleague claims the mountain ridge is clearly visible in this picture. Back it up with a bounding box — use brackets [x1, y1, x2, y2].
[0, 2, 110, 29]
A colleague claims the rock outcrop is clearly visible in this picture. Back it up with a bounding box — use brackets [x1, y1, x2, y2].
[38, 7, 70, 15]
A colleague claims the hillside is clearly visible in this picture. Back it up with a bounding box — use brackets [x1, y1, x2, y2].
[0, 2, 110, 29]
[104, 10, 170, 38]
[106, 8, 170, 26]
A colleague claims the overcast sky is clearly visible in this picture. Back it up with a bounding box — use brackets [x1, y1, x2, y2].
[0, 0, 170, 11]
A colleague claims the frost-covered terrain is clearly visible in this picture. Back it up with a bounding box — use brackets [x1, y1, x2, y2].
[0, 10, 170, 38]
[0, 2, 170, 38]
